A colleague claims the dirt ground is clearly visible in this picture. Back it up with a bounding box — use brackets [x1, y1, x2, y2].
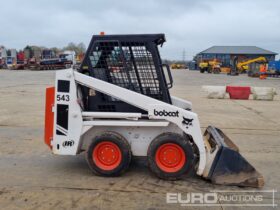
[0, 69, 279, 210]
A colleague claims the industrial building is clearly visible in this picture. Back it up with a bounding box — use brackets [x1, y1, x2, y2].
[195, 46, 277, 67]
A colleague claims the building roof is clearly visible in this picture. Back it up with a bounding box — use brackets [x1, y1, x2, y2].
[199, 46, 277, 55]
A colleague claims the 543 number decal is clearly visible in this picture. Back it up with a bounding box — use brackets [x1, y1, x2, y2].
[57, 94, 70, 102]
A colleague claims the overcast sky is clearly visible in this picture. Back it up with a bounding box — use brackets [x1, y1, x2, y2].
[1, 0, 279, 60]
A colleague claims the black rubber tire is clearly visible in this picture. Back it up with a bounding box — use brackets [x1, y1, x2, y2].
[86, 131, 131, 176]
[199, 68, 205, 73]
[147, 133, 194, 180]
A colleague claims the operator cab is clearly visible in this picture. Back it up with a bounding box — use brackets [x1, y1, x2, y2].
[79, 34, 173, 113]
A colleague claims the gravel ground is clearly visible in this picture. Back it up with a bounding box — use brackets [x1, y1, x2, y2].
[0, 69, 279, 210]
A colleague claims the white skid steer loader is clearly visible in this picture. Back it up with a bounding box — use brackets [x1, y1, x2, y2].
[44, 34, 264, 188]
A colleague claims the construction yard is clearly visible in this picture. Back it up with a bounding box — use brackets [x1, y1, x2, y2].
[0, 69, 278, 209]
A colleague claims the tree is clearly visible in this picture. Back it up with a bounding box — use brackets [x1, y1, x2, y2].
[77, 42, 86, 54]
[63, 42, 86, 54]
[50, 47, 61, 55]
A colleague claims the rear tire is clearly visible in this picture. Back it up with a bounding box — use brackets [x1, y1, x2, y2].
[86, 131, 131, 176]
[147, 133, 194, 180]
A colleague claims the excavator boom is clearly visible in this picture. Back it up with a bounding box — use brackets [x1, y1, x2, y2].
[237, 56, 267, 71]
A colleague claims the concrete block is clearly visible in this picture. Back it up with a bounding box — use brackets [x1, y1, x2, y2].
[202, 86, 226, 99]
[251, 87, 277, 101]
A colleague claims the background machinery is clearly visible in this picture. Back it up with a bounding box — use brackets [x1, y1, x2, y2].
[228, 56, 267, 76]
[10, 51, 25, 70]
[171, 63, 186, 70]
[59, 50, 76, 66]
[237, 56, 267, 74]
[199, 59, 221, 74]
[24, 46, 41, 70]
[23, 46, 75, 70]
[6, 49, 17, 68]
[45, 33, 264, 188]
[266, 60, 280, 77]
[38, 49, 73, 70]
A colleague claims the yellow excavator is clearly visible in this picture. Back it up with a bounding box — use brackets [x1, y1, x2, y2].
[237, 56, 267, 73]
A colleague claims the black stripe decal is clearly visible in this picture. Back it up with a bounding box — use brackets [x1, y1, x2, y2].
[56, 104, 68, 136]
[56, 129, 66, 136]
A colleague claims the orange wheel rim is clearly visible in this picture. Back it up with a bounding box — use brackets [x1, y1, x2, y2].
[93, 141, 122, 170]
[155, 143, 186, 173]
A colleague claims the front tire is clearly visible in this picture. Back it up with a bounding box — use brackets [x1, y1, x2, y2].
[147, 133, 194, 180]
[86, 131, 131, 176]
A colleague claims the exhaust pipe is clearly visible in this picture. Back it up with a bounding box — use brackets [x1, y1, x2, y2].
[203, 126, 264, 188]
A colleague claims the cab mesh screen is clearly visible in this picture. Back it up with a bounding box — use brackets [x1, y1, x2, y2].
[88, 41, 163, 100]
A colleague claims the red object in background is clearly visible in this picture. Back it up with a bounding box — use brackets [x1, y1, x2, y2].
[226, 86, 251, 100]
[17, 51, 25, 61]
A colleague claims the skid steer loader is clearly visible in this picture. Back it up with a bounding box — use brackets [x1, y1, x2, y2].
[44, 33, 264, 188]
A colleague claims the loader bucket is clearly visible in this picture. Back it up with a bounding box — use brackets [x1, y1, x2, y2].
[203, 126, 264, 188]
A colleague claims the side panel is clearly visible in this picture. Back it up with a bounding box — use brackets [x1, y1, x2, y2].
[52, 71, 83, 155]
[44, 87, 55, 149]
